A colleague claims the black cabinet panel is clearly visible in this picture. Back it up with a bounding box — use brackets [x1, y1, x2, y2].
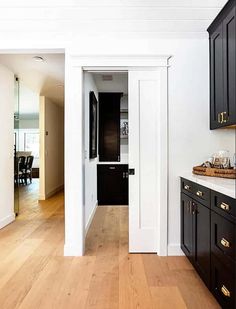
[211, 254, 235, 309]
[99, 93, 121, 161]
[211, 190, 236, 224]
[181, 193, 193, 261]
[208, 0, 236, 129]
[209, 24, 224, 129]
[193, 200, 211, 287]
[97, 164, 128, 205]
[211, 211, 236, 264]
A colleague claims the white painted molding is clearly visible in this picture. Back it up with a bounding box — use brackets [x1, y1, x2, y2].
[85, 201, 98, 236]
[0, 213, 15, 229]
[70, 54, 171, 69]
[168, 244, 185, 256]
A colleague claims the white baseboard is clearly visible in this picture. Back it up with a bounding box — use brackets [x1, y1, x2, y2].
[39, 184, 64, 200]
[64, 243, 83, 256]
[0, 213, 15, 229]
[85, 200, 98, 236]
[168, 244, 185, 256]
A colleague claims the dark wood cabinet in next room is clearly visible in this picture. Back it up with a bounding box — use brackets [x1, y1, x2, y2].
[181, 178, 236, 309]
[97, 164, 128, 205]
[208, 0, 236, 129]
[99, 93, 122, 161]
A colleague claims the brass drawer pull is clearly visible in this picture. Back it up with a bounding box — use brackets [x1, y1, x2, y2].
[196, 190, 203, 197]
[184, 185, 190, 190]
[220, 202, 230, 211]
[221, 238, 230, 248]
[222, 112, 228, 123]
[221, 285, 231, 298]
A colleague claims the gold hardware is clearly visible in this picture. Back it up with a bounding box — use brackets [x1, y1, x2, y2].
[221, 238, 230, 248]
[221, 285, 231, 298]
[196, 190, 203, 197]
[222, 112, 228, 123]
[218, 113, 222, 123]
[220, 202, 230, 211]
[184, 185, 190, 190]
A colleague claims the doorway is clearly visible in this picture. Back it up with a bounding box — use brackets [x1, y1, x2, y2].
[0, 52, 65, 218]
[82, 64, 168, 255]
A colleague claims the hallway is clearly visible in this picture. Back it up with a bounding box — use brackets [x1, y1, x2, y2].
[0, 197, 219, 308]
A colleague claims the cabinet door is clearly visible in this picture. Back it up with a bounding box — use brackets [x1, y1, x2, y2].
[99, 93, 121, 162]
[209, 24, 224, 129]
[97, 165, 128, 205]
[223, 6, 236, 126]
[192, 201, 211, 287]
[181, 193, 193, 261]
[211, 254, 235, 309]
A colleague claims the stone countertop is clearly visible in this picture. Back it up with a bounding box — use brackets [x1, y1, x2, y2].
[180, 172, 236, 199]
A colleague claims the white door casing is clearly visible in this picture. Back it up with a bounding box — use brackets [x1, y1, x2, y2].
[63, 55, 169, 256]
[129, 70, 162, 253]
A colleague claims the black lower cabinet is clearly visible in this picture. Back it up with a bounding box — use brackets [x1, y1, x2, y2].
[97, 164, 128, 205]
[181, 193, 194, 262]
[193, 200, 211, 287]
[181, 178, 236, 309]
[181, 192, 211, 287]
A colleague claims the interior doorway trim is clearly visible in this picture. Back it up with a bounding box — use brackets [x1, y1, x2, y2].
[64, 54, 170, 257]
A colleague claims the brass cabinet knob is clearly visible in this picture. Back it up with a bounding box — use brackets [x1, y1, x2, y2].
[220, 238, 230, 248]
[220, 202, 230, 211]
[184, 184, 190, 190]
[196, 190, 203, 197]
[221, 285, 231, 298]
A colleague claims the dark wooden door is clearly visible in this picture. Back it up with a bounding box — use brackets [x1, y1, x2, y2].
[209, 23, 224, 129]
[97, 164, 128, 205]
[99, 93, 121, 162]
[181, 193, 193, 262]
[192, 201, 211, 287]
[223, 5, 236, 126]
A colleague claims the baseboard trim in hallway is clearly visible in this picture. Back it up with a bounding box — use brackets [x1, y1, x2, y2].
[0, 213, 15, 229]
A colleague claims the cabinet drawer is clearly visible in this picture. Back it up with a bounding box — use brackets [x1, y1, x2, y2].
[192, 183, 210, 208]
[181, 178, 193, 196]
[211, 254, 235, 309]
[211, 211, 236, 263]
[211, 191, 236, 223]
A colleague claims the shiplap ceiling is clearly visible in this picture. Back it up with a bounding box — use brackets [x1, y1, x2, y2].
[0, 0, 228, 39]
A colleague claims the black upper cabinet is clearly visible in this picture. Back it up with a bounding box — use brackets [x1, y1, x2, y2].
[99, 93, 122, 161]
[208, 0, 236, 129]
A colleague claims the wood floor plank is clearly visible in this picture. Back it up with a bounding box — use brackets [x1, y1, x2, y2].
[150, 286, 187, 309]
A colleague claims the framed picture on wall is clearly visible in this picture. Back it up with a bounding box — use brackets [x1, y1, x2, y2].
[120, 119, 128, 139]
[89, 91, 98, 159]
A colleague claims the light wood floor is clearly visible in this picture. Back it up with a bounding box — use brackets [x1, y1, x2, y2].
[0, 183, 220, 309]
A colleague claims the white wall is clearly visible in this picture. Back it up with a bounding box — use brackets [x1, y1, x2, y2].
[83, 72, 98, 230]
[0, 64, 15, 228]
[39, 96, 64, 199]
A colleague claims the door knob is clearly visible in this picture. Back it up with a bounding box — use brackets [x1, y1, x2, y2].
[128, 168, 135, 175]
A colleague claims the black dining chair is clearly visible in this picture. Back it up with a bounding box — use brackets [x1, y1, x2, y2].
[24, 156, 34, 185]
[18, 156, 26, 184]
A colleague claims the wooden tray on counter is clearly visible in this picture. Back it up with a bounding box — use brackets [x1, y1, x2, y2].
[193, 166, 236, 179]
